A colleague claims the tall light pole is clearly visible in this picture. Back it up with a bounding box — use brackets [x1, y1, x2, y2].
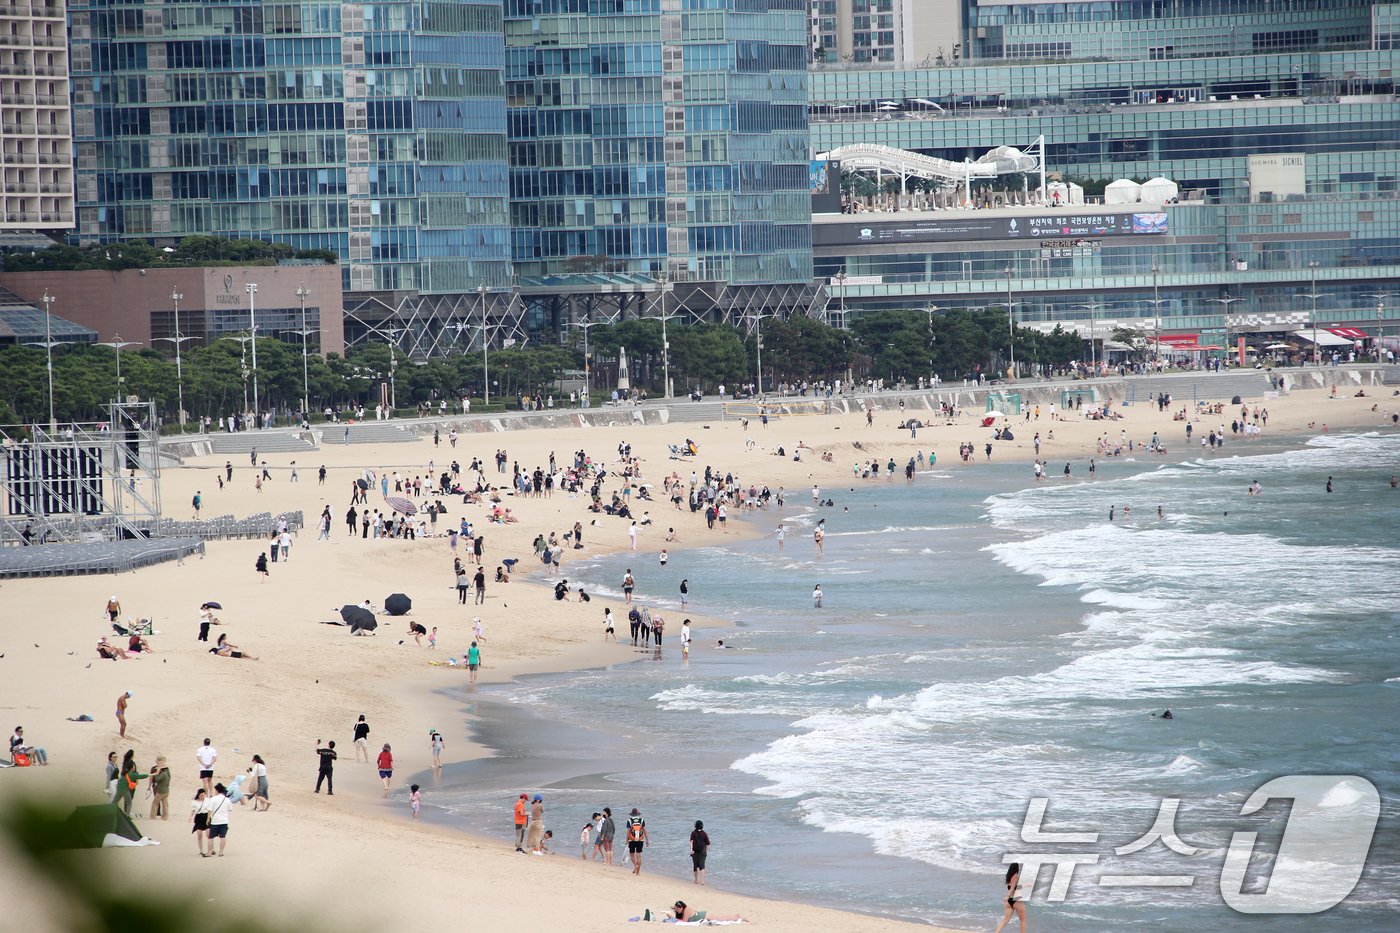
[654, 270, 676, 398]
[1361, 292, 1389, 360]
[98, 336, 137, 403]
[40, 289, 56, 430]
[1303, 261, 1321, 366]
[751, 310, 773, 397]
[245, 283, 260, 423]
[1208, 293, 1245, 366]
[222, 334, 254, 416]
[925, 303, 948, 384]
[296, 283, 311, 416]
[153, 289, 195, 428]
[1141, 263, 1171, 371]
[1004, 264, 1015, 380]
[570, 315, 613, 405]
[478, 285, 490, 406]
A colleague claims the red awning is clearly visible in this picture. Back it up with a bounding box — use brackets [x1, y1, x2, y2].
[1328, 327, 1369, 340]
[1156, 334, 1200, 348]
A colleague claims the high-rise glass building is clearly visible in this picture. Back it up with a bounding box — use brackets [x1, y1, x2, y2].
[505, 0, 819, 327]
[67, 0, 510, 300]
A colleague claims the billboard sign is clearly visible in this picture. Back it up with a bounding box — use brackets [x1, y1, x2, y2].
[814, 211, 1167, 247]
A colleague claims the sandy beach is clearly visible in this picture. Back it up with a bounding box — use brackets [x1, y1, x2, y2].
[1, 376, 1395, 933]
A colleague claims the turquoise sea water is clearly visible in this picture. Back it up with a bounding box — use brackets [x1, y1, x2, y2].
[434, 432, 1400, 931]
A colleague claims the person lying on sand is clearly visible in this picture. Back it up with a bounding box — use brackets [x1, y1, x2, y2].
[668, 901, 746, 923]
[210, 645, 259, 660]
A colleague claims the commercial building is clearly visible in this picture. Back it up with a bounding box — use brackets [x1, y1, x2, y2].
[65, 0, 509, 354]
[504, 0, 821, 330]
[808, 0, 959, 66]
[0, 0, 73, 232]
[0, 263, 345, 354]
[808, 2, 1400, 347]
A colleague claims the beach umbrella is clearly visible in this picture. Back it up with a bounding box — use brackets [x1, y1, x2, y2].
[384, 593, 412, 616]
[340, 605, 376, 630]
[385, 496, 417, 515]
[356, 479, 369, 490]
[203, 601, 223, 610]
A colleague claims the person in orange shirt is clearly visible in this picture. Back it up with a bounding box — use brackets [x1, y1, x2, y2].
[514, 793, 529, 853]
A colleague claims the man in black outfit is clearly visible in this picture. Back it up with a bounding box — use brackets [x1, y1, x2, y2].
[315, 740, 337, 794]
[346, 506, 358, 536]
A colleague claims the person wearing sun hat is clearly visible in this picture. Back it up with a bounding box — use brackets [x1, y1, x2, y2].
[149, 755, 171, 819]
[528, 794, 546, 854]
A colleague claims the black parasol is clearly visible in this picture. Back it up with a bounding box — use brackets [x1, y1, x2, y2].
[340, 604, 376, 631]
[384, 593, 412, 616]
[357, 478, 369, 490]
[203, 601, 223, 610]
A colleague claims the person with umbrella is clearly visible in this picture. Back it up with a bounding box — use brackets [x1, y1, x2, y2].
[199, 603, 221, 642]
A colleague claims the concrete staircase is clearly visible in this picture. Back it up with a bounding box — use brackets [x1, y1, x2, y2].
[209, 431, 317, 455]
[340, 422, 421, 444]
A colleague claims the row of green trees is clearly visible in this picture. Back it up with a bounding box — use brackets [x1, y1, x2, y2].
[3, 237, 339, 273]
[0, 310, 1086, 425]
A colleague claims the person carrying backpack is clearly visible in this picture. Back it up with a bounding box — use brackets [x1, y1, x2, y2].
[625, 807, 649, 875]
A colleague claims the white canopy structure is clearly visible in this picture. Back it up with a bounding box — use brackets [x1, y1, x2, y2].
[1104, 179, 1143, 204]
[1046, 181, 1084, 205]
[816, 137, 1047, 205]
[1139, 177, 1180, 204]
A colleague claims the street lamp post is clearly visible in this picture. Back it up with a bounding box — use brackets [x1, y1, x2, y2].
[1004, 264, 1015, 380]
[245, 283, 260, 424]
[296, 283, 311, 417]
[750, 310, 774, 397]
[570, 315, 614, 406]
[153, 289, 195, 428]
[925, 303, 948, 385]
[654, 271, 676, 399]
[1142, 264, 1171, 371]
[221, 334, 254, 417]
[40, 289, 56, 430]
[478, 285, 490, 406]
[97, 336, 138, 402]
[833, 269, 847, 329]
[1307, 260, 1320, 366]
[1208, 294, 1245, 366]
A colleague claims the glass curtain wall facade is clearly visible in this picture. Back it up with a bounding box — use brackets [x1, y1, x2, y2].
[68, 0, 509, 294]
[808, 4, 1400, 337]
[505, 0, 813, 286]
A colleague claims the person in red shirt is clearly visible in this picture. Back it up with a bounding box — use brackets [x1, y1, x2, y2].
[377, 744, 393, 791]
[514, 793, 529, 853]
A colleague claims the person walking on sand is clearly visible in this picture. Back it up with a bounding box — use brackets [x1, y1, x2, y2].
[315, 740, 336, 794]
[115, 691, 131, 738]
[474, 566, 486, 605]
[250, 754, 271, 811]
[604, 609, 617, 643]
[514, 793, 529, 852]
[255, 551, 269, 581]
[598, 807, 616, 864]
[993, 862, 1027, 933]
[528, 794, 546, 853]
[467, 641, 481, 685]
[690, 820, 711, 884]
[206, 783, 231, 857]
[191, 788, 210, 856]
[626, 807, 649, 874]
[106, 596, 122, 623]
[353, 716, 370, 762]
[431, 731, 444, 774]
[377, 744, 393, 791]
